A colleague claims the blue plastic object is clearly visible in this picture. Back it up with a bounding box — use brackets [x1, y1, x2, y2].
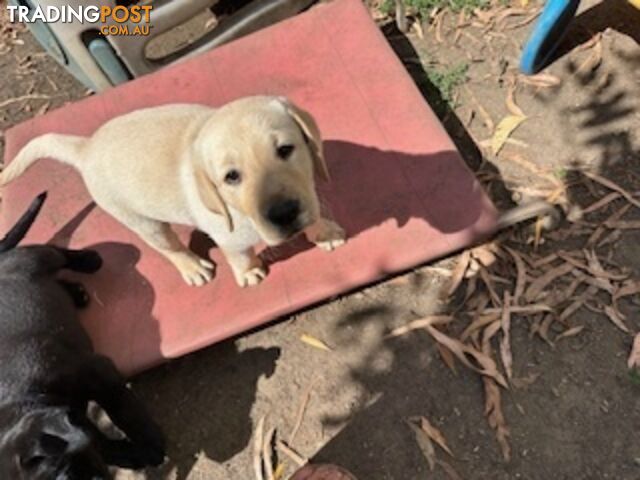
[86, 35, 132, 86]
[520, 0, 581, 74]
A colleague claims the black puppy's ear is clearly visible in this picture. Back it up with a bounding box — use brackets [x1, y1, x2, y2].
[21, 411, 89, 468]
[20, 433, 69, 470]
[42, 411, 89, 453]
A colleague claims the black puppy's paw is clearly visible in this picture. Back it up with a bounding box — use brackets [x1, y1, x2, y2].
[137, 444, 166, 467]
[66, 249, 103, 273]
[103, 440, 166, 470]
[143, 425, 167, 466]
[59, 280, 90, 308]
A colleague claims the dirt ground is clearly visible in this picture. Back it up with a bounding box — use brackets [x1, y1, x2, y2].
[1, 1, 640, 479]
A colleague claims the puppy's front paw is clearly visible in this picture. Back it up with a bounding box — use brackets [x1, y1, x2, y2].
[235, 265, 267, 288]
[174, 253, 215, 286]
[307, 219, 346, 252]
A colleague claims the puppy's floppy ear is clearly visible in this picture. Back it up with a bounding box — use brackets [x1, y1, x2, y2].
[194, 165, 234, 232]
[18, 410, 89, 467]
[280, 98, 330, 182]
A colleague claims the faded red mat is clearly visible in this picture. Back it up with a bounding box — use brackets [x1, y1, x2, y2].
[2, 0, 497, 376]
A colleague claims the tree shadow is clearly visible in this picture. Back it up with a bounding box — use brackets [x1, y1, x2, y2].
[553, 0, 640, 66]
[560, 44, 640, 169]
[131, 342, 281, 480]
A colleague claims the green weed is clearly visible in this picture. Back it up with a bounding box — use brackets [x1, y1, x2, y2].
[424, 62, 469, 106]
[382, 0, 490, 16]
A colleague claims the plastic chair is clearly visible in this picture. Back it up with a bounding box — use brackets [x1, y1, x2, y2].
[11, 0, 315, 91]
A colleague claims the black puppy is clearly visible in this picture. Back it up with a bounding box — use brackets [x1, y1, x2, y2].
[0, 193, 165, 479]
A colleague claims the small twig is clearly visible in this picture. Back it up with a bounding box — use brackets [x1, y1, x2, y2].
[254, 416, 267, 480]
[583, 170, 640, 209]
[263, 427, 276, 480]
[276, 440, 307, 467]
[288, 376, 319, 445]
[0, 93, 52, 110]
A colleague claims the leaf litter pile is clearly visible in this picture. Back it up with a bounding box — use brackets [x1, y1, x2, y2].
[389, 175, 640, 474]
[375, 36, 640, 469]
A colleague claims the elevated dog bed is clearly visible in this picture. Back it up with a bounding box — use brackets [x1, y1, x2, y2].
[2, 0, 498, 376]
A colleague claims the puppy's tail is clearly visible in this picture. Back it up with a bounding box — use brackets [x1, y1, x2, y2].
[0, 133, 87, 186]
[0, 191, 47, 252]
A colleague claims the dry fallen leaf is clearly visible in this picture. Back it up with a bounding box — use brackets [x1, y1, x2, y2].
[289, 377, 319, 445]
[559, 285, 597, 322]
[583, 170, 640, 209]
[518, 72, 561, 88]
[506, 78, 525, 117]
[614, 280, 640, 303]
[536, 315, 554, 346]
[495, 7, 528, 25]
[627, 334, 640, 369]
[582, 192, 621, 214]
[273, 463, 285, 480]
[437, 342, 458, 374]
[479, 267, 502, 306]
[588, 204, 631, 247]
[556, 325, 585, 340]
[575, 33, 602, 74]
[386, 315, 453, 338]
[605, 220, 640, 229]
[525, 263, 574, 301]
[426, 325, 508, 387]
[410, 416, 454, 457]
[500, 292, 513, 381]
[444, 250, 472, 298]
[436, 459, 464, 480]
[461, 314, 500, 342]
[603, 305, 630, 334]
[504, 246, 527, 304]
[584, 249, 628, 281]
[300, 334, 332, 351]
[406, 419, 436, 470]
[263, 426, 276, 480]
[483, 377, 511, 460]
[470, 304, 552, 316]
[505, 9, 540, 29]
[276, 440, 306, 467]
[491, 115, 526, 155]
[254, 416, 267, 480]
[471, 244, 497, 268]
[480, 325, 510, 461]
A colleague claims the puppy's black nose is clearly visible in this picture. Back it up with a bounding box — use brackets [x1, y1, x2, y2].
[267, 199, 300, 228]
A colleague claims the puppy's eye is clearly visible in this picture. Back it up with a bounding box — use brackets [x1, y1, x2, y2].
[276, 144, 295, 160]
[224, 169, 242, 185]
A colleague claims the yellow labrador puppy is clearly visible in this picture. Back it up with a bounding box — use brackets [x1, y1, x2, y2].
[1, 96, 346, 287]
